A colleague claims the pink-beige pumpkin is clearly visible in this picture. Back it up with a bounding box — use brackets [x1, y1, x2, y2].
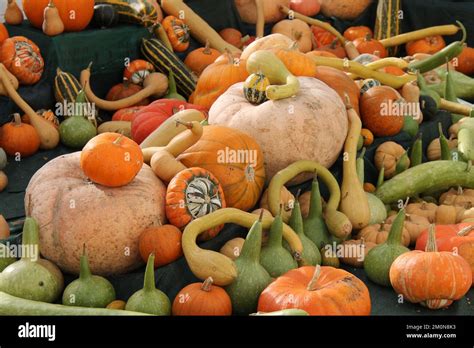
[24, 152, 166, 276]
[241, 34, 294, 60]
[234, 0, 289, 24]
[271, 19, 313, 53]
[208, 77, 348, 184]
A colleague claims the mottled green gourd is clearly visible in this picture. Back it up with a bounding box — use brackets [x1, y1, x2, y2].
[59, 88, 97, 148]
[0, 218, 64, 303]
[260, 209, 297, 277]
[0, 243, 16, 272]
[287, 197, 321, 266]
[62, 245, 116, 308]
[225, 214, 271, 316]
[125, 254, 171, 316]
[364, 208, 410, 286]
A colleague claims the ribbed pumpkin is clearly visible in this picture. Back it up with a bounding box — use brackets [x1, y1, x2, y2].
[271, 44, 316, 77]
[23, 0, 95, 31]
[243, 73, 269, 105]
[178, 125, 265, 212]
[166, 167, 226, 241]
[189, 52, 249, 110]
[0, 36, 44, 85]
[54, 68, 86, 104]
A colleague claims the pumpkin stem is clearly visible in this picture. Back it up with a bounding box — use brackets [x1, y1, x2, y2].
[457, 186, 464, 196]
[12, 113, 21, 126]
[48, 0, 55, 7]
[343, 93, 353, 110]
[175, 119, 193, 129]
[200, 277, 214, 292]
[113, 135, 124, 145]
[79, 244, 92, 280]
[307, 265, 322, 291]
[425, 224, 438, 252]
[203, 40, 212, 55]
[457, 224, 474, 236]
[289, 41, 299, 51]
[365, 33, 372, 41]
[329, 39, 338, 49]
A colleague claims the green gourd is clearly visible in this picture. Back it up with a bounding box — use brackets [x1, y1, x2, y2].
[0, 243, 16, 272]
[59, 89, 97, 148]
[410, 133, 423, 167]
[367, 192, 387, 225]
[62, 245, 116, 308]
[438, 123, 451, 161]
[125, 254, 171, 316]
[444, 63, 463, 124]
[287, 197, 321, 266]
[363, 208, 410, 286]
[165, 71, 186, 101]
[225, 214, 272, 316]
[402, 115, 419, 138]
[0, 148, 7, 170]
[260, 208, 297, 278]
[395, 151, 410, 175]
[0, 218, 64, 303]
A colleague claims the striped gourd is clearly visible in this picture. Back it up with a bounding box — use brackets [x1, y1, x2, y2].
[54, 68, 87, 105]
[374, 0, 401, 56]
[95, 0, 160, 27]
[243, 73, 269, 105]
[141, 38, 197, 98]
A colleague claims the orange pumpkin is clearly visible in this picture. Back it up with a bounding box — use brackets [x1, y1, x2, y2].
[138, 223, 183, 267]
[360, 86, 404, 137]
[0, 36, 44, 85]
[343, 26, 373, 41]
[184, 42, 221, 77]
[80, 132, 144, 187]
[272, 43, 316, 77]
[455, 46, 474, 76]
[106, 81, 149, 106]
[162, 15, 190, 52]
[353, 34, 387, 58]
[0, 24, 9, 45]
[271, 19, 313, 53]
[390, 225, 472, 309]
[178, 125, 265, 212]
[306, 50, 337, 58]
[166, 167, 226, 241]
[314, 39, 346, 58]
[360, 128, 374, 146]
[123, 59, 155, 86]
[0, 113, 40, 157]
[406, 35, 446, 56]
[172, 277, 232, 316]
[257, 266, 371, 315]
[189, 52, 249, 110]
[219, 28, 245, 49]
[311, 25, 336, 47]
[22, 0, 94, 31]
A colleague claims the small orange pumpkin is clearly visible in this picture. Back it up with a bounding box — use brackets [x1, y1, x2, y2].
[343, 26, 373, 41]
[406, 35, 446, 56]
[172, 277, 232, 316]
[0, 113, 40, 157]
[184, 42, 221, 77]
[353, 34, 387, 58]
[455, 45, 474, 76]
[311, 25, 336, 47]
[0, 23, 9, 45]
[138, 223, 183, 267]
[219, 28, 246, 49]
[162, 15, 190, 52]
[80, 132, 144, 187]
[360, 128, 374, 146]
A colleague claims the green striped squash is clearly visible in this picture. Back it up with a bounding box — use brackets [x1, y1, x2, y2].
[54, 68, 88, 105]
[243, 73, 269, 105]
[374, 0, 401, 56]
[141, 38, 197, 98]
[95, 0, 160, 27]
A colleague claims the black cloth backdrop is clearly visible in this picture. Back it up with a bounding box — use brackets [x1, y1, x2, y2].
[1, 0, 473, 314]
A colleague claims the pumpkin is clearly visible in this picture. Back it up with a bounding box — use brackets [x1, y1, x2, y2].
[314, 39, 346, 59]
[390, 225, 472, 309]
[385, 213, 431, 245]
[313, 66, 360, 115]
[0, 113, 40, 157]
[361, 128, 374, 146]
[360, 86, 405, 137]
[184, 42, 220, 77]
[0, 24, 9, 45]
[405, 202, 438, 221]
[290, 0, 320, 16]
[25, 152, 166, 275]
[427, 138, 458, 161]
[220, 238, 245, 260]
[439, 187, 474, 208]
[234, 0, 289, 24]
[93, 4, 119, 29]
[257, 265, 371, 315]
[243, 73, 270, 105]
[162, 15, 190, 53]
[209, 77, 348, 184]
[22, 0, 95, 31]
[374, 141, 408, 179]
[80, 132, 144, 187]
[272, 44, 317, 77]
[271, 19, 312, 53]
[123, 60, 155, 86]
[131, 99, 207, 144]
[306, 50, 337, 58]
[240, 34, 293, 60]
[455, 46, 474, 76]
[178, 125, 265, 212]
[166, 167, 226, 241]
[172, 277, 232, 316]
[311, 26, 336, 48]
[138, 223, 183, 267]
[406, 35, 446, 56]
[344, 26, 373, 41]
[353, 34, 387, 58]
[112, 106, 145, 122]
[0, 36, 44, 85]
[319, 0, 371, 20]
[106, 81, 149, 107]
[357, 222, 411, 246]
[339, 239, 377, 268]
[219, 28, 245, 49]
[0, 171, 8, 193]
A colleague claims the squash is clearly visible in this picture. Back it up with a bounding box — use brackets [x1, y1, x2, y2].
[319, 0, 371, 20]
[42, 0, 65, 36]
[456, 46, 474, 76]
[62, 245, 116, 308]
[184, 42, 220, 77]
[225, 213, 272, 315]
[182, 208, 303, 286]
[314, 39, 346, 59]
[272, 44, 316, 77]
[357, 219, 411, 246]
[125, 254, 171, 315]
[162, 15, 190, 53]
[5, 0, 24, 25]
[0, 36, 44, 85]
[220, 238, 245, 261]
[241, 34, 293, 60]
[390, 224, 472, 309]
[0, 218, 64, 303]
[0, 113, 40, 158]
[94, 0, 162, 26]
[259, 186, 295, 223]
[178, 125, 266, 212]
[166, 167, 226, 241]
[208, 77, 348, 184]
[339, 95, 370, 229]
[106, 300, 126, 310]
[439, 187, 474, 208]
[123, 60, 155, 86]
[257, 265, 371, 315]
[427, 138, 458, 161]
[93, 4, 120, 29]
[374, 141, 409, 179]
[339, 239, 377, 268]
[172, 277, 232, 316]
[219, 28, 247, 49]
[0, 24, 8, 46]
[271, 19, 312, 53]
[138, 223, 183, 268]
[234, 0, 289, 24]
[243, 73, 270, 105]
[25, 152, 166, 276]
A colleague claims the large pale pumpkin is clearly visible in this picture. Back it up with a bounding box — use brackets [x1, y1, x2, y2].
[208, 77, 348, 184]
[241, 34, 294, 60]
[319, 0, 372, 20]
[24, 152, 166, 276]
[234, 0, 289, 24]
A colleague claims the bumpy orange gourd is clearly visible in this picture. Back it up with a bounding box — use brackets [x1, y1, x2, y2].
[138, 223, 183, 267]
[80, 132, 144, 187]
[271, 43, 316, 77]
[0, 113, 40, 157]
[162, 15, 190, 52]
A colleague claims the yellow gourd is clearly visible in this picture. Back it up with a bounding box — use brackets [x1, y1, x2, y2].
[42, 0, 64, 37]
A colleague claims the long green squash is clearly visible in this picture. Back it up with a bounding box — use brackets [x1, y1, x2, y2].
[141, 38, 197, 98]
[376, 161, 474, 204]
[95, 0, 160, 27]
